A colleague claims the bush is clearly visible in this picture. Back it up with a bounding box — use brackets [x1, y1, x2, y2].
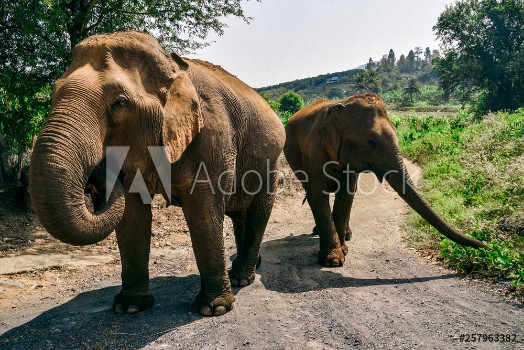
[383, 85, 446, 108]
[391, 110, 524, 289]
[278, 91, 304, 115]
[260, 93, 299, 126]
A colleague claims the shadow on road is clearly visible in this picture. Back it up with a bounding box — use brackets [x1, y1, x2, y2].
[258, 233, 460, 293]
[0, 233, 462, 349]
[0, 274, 207, 349]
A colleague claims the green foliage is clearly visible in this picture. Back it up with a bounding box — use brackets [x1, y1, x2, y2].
[403, 78, 421, 102]
[327, 88, 344, 100]
[278, 91, 304, 115]
[355, 69, 382, 93]
[391, 110, 524, 287]
[261, 92, 298, 126]
[0, 87, 50, 157]
[278, 111, 293, 127]
[406, 50, 416, 72]
[383, 84, 444, 107]
[382, 89, 405, 105]
[441, 237, 523, 284]
[419, 85, 445, 106]
[434, 0, 524, 114]
[0, 0, 254, 158]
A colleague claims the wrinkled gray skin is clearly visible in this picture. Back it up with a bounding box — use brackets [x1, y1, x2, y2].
[29, 31, 285, 316]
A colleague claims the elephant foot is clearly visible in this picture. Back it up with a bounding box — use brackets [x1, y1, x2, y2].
[194, 289, 235, 317]
[341, 244, 349, 256]
[113, 289, 154, 314]
[318, 248, 345, 267]
[229, 271, 255, 287]
[229, 255, 261, 287]
[345, 227, 353, 241]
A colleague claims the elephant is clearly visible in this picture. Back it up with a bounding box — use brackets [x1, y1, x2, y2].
[283, 93, 488, 267]
[29, 31, 285, 316]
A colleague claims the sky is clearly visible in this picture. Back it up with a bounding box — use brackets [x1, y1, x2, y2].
[190, 0, 454, 88]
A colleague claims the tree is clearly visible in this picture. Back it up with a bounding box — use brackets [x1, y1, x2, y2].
[278, 92, 304, 115]
[424, 47, 432, 63]
[378, 55, 389, 70]
[327, 88, 344, 100]
[397, 54, 408, 72]
[404, 78, 421, 102]
[434, 0, 524, 113]
[355, 69, 382, 93]
[406, 50, 416, 72]
[0, 0, 254, 159]
[414, 47, 423, 68]
[388, 49, 396, 69]
[366, 57, 376, 70]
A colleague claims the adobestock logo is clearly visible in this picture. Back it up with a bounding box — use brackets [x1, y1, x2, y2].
[103, 147, 418, 204]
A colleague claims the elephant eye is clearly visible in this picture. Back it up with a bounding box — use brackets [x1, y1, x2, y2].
[111, 95, 128, 113]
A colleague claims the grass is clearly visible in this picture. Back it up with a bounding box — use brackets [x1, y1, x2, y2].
[389, 109, 524, 293]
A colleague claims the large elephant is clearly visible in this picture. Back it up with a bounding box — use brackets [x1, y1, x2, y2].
[283, 94, 487, 267]
[29, 31, 285, 316]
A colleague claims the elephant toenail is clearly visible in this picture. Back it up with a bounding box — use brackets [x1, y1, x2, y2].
[114, 304, 124, 314]
[200, 306, 213, 316]
[332, 259, 340, 266]
[214, 306, 227, 316]
[239, 279, 249, 287]
[230, 278, 239, 286]
[126, 305, 140, 314]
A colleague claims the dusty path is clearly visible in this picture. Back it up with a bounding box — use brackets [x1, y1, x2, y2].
[0, 161, 522, 349]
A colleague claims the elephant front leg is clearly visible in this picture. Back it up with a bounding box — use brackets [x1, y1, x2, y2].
[113, 192, 154, 314]
[183, 191, 234, 316]
[332, 173, 358, 256]
[307, 186, 344, 267]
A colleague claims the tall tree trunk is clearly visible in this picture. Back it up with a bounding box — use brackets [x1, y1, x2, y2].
[0, 131, 13, 183]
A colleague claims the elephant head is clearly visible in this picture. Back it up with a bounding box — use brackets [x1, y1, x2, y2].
[320, 93, 488, 249]
[29, 31, 203, 245]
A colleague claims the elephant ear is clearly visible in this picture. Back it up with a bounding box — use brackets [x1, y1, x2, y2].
[162, 55, 203, 163]
[320, 103, 344, 161]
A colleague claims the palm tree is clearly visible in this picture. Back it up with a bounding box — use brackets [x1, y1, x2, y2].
[404, 78, 421, 102]
[355, 72, 367, 93]
[365, 69, 382, 93]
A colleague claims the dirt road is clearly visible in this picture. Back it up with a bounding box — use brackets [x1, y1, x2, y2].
[0, 161, 522, 349]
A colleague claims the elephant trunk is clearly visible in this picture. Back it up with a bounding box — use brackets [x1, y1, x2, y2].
[29, 113, 125, 246]
[384, 152, 488, 250]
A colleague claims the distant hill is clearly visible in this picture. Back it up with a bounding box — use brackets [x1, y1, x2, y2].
[257, 47, 442, 106]
[256, 68, 363, 103]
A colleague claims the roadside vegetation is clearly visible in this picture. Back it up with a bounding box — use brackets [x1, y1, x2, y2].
[391, 110, 524, 292]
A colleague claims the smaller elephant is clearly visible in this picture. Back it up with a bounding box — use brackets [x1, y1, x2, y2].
[284, 94, 488, 267]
